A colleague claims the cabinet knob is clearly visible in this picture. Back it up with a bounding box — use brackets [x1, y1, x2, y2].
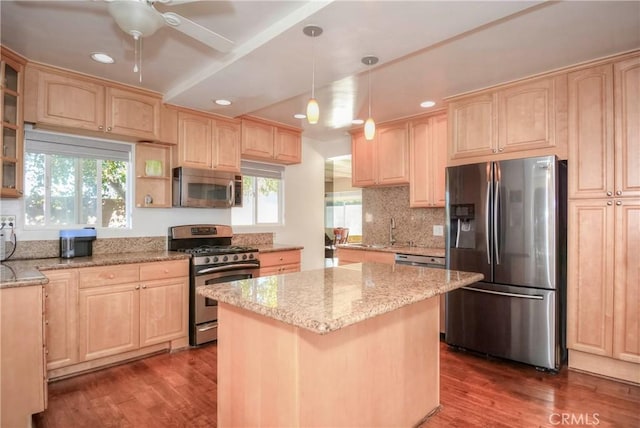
[498, 148, 504, 152]
[107, 126, 112, 132]
[607, 201, 613, 206]
[492, 149, 497, 153]
[135, 285, 140, 290]
[606, 191, 613, 196]
[616, 190, 622, 196]
[616, 201, 622, 206]
[98, 125, 104, 130]
[45, 320, 49, 325]
[142, 284, 147, 289]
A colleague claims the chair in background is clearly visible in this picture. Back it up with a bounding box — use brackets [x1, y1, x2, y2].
[333, 227, 349, 245]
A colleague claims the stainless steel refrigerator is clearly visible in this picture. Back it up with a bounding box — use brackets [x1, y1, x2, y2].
[445, 155, 567, 370]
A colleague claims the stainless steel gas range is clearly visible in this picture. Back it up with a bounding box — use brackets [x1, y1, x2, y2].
[168, 224, 260, 346]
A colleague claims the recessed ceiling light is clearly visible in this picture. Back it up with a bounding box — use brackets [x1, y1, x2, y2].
[420, 100, 436, 108]
[294, 113, 306, 119]
[90, 52, 114, 64]
[215, 99, 232, 106]
[351, 119, 364, 125]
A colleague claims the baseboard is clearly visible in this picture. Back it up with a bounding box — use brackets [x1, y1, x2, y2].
[568, 349, 640, 385]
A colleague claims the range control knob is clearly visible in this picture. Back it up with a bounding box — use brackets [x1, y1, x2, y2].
[203, 257, 210, 264]
[213, 256, 219, 263]
[223, 256, 228, 262]
[249, 253, 254, 259]
[242, 254, 247, 260]
[233, 255, 239, 261]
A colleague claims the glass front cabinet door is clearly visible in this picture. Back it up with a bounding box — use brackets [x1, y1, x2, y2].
[1, 48, 25, 198]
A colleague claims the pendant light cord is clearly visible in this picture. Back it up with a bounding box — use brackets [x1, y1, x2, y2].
[311, 28, 316, 99]
[367, 66, 372, 117]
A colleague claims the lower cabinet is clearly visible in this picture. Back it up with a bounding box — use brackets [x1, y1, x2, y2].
[44, 259, 189, 379]
[0, 285, 46, 428]
[336, 248, 395, 265]
[258, 250, 301, 276]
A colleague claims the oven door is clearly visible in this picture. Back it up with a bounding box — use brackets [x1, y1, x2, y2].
[194, 267, 258, 325]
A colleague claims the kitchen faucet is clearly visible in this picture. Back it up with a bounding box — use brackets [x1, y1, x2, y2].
[389, 217, 396, 246]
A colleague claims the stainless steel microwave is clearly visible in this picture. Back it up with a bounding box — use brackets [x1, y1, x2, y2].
[172, 167, 242, 208]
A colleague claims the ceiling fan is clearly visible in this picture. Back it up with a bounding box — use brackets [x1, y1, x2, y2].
[105, 0, 234, 81]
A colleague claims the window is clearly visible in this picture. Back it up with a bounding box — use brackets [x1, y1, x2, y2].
[23, 127, 132, 229]
[325, 190, 362, 236]
[232, 161, 284, 226]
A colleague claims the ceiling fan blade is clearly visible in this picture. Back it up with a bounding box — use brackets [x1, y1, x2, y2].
[162, 12, 234, 52]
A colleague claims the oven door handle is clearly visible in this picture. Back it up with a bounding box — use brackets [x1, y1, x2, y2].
[197, 263, 260, 274]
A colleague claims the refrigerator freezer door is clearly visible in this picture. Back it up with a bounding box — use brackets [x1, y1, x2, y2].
[445, 282, 559, 370]
[446, 162, 492, 282]
[494, 156, 558, 289]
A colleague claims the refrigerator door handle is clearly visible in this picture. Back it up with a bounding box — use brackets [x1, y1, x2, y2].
[494, 172, 501, 265]
[485, 179, 491, 264]
[461, 286, 544, 300]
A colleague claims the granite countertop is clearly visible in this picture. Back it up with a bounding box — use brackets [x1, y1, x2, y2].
[197, 262, 482, 334]
[0, 251, 190, 289]
[254, 244, 304, 253]
[337, 244, 445, 258]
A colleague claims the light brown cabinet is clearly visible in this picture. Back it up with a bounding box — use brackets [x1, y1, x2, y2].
[135, 143, 172, 208]
[258, 250, 301, 276]
[175, 110, 241, 172]
[336, 248, 395, 265]
[1, 47, 25, 198]
[44, 270, 79, 370]
[448, 75, 566, 165]
[566, 53, 640, 384]
[351, 122, 409, 187]
[409, 112, 447, 207]
[241, 117, 302, 165]
[24, 64, 161, 141]
[1, 285, 46, 427]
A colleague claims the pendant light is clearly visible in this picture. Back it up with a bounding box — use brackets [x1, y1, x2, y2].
[362, 55, 378, 141]
[303, 25, 323, 124]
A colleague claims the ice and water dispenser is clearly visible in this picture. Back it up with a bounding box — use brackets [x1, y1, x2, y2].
[59, 228, 97, 258]
[449, 204, 475, 249]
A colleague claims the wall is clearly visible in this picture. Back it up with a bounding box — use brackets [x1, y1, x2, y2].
[362, 186, 445, 249]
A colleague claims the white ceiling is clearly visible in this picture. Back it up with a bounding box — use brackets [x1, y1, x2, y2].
[2, 1, 639, 142]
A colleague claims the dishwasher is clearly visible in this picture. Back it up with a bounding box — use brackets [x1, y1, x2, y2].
[394, 253, 446, 335]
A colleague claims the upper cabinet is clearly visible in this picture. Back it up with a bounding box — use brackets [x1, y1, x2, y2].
[568, 55, 640, 199]
[24, 64, 162, 142]
[0, 47, 25, 198]
[410, 112, 447, 207]
[448, 75, 567, 166]
[174, 110, 241, 173]
[240, 117, 302, 165]
[351, 121, 409, 187]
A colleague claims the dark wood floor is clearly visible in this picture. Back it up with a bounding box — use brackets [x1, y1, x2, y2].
[35, 342, 640, 428]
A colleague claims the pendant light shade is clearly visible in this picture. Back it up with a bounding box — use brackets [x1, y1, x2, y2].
[304, 25, 323, 125]
[362, 55, 379, 141]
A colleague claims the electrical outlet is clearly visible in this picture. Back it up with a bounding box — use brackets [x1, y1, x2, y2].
[433, 225, 444, 236]
[1, 215, 16, 228]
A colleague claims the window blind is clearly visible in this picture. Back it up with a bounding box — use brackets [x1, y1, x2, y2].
[240, 161, 284, 179]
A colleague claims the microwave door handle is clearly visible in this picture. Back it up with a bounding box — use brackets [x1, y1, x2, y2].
[228, 180, 234, 207]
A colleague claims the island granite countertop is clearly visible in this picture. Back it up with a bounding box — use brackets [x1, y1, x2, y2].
[0, 251, 190, 289]
[197, 262, 482, 334]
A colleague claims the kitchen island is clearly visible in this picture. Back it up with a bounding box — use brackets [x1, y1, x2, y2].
[198, 262, 483, 427]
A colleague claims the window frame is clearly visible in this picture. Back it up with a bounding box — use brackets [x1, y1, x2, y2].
[232, 161, 285, 228]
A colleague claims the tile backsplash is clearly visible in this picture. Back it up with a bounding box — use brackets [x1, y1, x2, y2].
[362, 186, 445, 248]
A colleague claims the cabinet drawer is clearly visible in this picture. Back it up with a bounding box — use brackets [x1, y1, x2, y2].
[259, 264, 300, 277]
[78, 264, 140, 288]
[140, 259, 189, 281]
[259, 250, 301, 267]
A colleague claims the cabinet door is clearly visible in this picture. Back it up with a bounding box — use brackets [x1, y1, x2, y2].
[212, 119, 241, 172]
[410, 113, 447, 208]
[364, 251, 395, 265]
[140, 278, 188, 347]
[567, 199, 614, 357]
[1, 52, 24, 198]
[275, 128, 302, 164]
[377, 123, 409, 185]
[35, 69, 105, 131]
[336, 248, 365, 265]
[241, 119, 274, 158]
[497, 76, 558, 153]
[613, 199, 640, 363]
[105, 87, 160, 140]
[44, 270, 79, 370]
[78, 283, 140, 361]
[178, 111, 212, 169]
[351, 132, 376, 187]
[568, 64, 614, 199]
[614, 56, 640, 198]
[448, 93, 497, 160]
